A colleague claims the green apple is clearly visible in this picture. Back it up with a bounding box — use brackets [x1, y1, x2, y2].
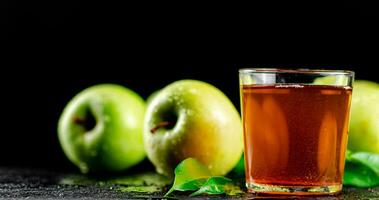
[143, 80, 243, 178]
[58, 84, 146, 173]
[348, 80, 379, 153]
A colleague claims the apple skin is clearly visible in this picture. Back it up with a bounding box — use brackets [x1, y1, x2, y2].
[348, 80, 379, 153]
[146, 89, 161, 105]
[143, 80, 243, 178]
[58, 84, 146, 173]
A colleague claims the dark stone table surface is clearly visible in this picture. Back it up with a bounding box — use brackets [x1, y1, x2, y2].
[1, 167, 378, 199]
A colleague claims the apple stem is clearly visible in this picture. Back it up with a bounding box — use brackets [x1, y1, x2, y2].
[150, 121, 172, 134]
[74, 117, 86, 126]
[73, 116, 96, 132]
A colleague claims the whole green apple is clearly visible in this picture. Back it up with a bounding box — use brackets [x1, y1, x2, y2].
[348, 80, 379, 153]
[58, 84, 146, 173]
[144, 80, 243, 178]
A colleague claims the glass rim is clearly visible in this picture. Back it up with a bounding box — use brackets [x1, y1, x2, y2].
[239, 68, 355, 76]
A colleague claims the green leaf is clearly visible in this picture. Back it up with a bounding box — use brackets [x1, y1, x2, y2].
[344, 162, 379, 187]
[190, 176, 243, 196]
[173, 178, 208, 192]
[164, 158, 211, 196]
[343, 151, 379, 187]
[350, 152, 379, 175]
[190, 177, 232, 196]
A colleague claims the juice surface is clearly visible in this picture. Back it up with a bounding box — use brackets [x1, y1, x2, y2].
[241, 84, 352, 186]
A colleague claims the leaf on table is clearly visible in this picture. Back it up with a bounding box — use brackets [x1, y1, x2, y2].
[344, 162, 379, 187]
[344, 151, 379, 187]
[190, 176, 243, 196]
[350, 152, 379, 175]
[164, 158, 211, 196]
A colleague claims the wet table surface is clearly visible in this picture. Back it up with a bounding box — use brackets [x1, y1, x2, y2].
[1, 167, 378, 199]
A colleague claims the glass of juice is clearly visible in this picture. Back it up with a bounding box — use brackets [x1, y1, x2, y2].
[239, 68, 354, 195]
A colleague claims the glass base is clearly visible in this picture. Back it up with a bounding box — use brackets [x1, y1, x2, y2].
[246, 182, 342, 196]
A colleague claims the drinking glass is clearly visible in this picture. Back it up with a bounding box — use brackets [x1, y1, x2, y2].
[239, 68, 354, 195]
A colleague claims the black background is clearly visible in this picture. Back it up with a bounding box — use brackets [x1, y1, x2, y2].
[1, 1, 378, 171]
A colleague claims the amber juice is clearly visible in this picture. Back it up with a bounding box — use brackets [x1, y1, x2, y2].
[241, 84, 352, 192]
